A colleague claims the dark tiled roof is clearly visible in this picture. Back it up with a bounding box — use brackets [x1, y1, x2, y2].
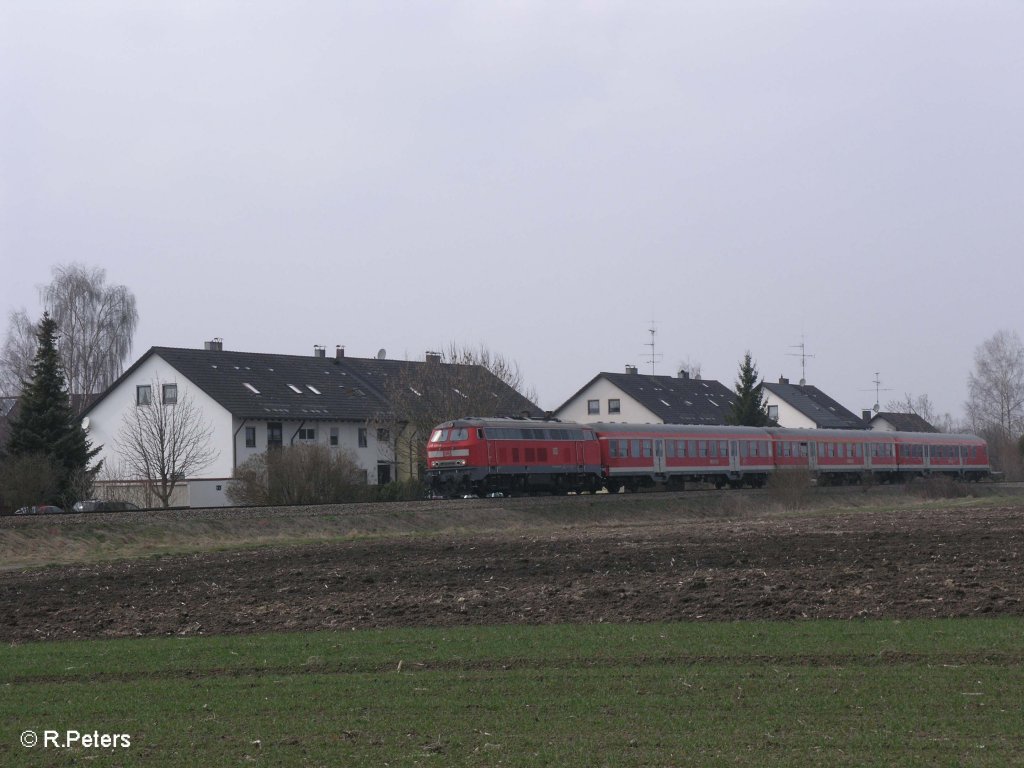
[872, 412, 939, 433]
[763, 382, 866, 429]
[84, 347, 541, 423]
[597, 372, 736, 425]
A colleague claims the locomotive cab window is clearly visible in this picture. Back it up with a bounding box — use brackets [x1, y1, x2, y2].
[430, 429, 450, 443]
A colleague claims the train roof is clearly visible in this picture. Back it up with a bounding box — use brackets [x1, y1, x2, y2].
[764, 427, 984, 442]
[437, 416, 578, 430]
[586, 422, 769, 437]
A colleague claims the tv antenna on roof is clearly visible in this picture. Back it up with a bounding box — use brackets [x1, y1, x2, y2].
[787, 336, 816, 384]
[859, 372, 893, 413]
[644, 320, 663, 375]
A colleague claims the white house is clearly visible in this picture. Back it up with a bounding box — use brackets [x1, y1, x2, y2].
[867, 411, 938, 433]
[556, 366, 735, 424]
[82, 340, 538, 507]
[761, 378, 867, 430]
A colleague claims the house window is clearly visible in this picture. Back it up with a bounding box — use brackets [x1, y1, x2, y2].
[136, 385, 152, 406]
[298, 427, 316, 442]
[245, 427, 256, 448]
[162, 383, 178, 404]
[377, 428, 390, 443]
[587, 399, 600, 415]
[358, 428, 368, 448]
[330, 427, 339, 447]
[267, 422, 283, 450]
[608, 399, 621, 415]
[767, 404, 779, 422]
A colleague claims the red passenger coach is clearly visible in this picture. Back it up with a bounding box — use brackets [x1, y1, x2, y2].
[892, 432, 990, 481]
[426, 417, 603, 497]
[595, 423, 774, 491]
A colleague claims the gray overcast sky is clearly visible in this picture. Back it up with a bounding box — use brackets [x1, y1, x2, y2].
[2, 1, 1022, 417]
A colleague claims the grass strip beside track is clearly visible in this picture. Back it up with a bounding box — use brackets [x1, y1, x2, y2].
[2, 618, 1023, 767]
[2, 486, 1019, 570]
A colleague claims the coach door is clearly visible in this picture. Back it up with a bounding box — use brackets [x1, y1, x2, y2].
[730, 441, 739, 474]
[654, 440, 666, 474]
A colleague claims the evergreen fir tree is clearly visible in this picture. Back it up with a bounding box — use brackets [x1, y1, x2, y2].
[7, 313, 100, 504]
[728, 352, 772, 427]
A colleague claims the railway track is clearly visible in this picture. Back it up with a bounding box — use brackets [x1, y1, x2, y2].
[4, 478, 1020, 523]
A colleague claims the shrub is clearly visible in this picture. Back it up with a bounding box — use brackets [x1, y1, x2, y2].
[0, 453, 59, 511]
[374, 479, 426, 502]
[228, 445, 366, 506]
[767, 467, 813, 509]
[904, 476, 970, 500]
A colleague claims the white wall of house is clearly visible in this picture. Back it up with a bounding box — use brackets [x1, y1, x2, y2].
[762, 392, 818, 429]
[869, 416, 898, 432]
[231, 418, 394, 485]
[86, 353, 235, 486]
[556, 378, 662, 424]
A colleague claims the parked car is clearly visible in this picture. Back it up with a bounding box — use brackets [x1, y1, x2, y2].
[72, 500, 142, 513]
[14, 505, 65, 515]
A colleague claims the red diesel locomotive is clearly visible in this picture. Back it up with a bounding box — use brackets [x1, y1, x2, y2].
[427, 417, 603, 496]
[425, 417, 990, 496]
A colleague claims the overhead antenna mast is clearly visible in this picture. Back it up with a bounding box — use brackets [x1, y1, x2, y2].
[787, 336, 816, 384]
[859, 372, 894, 413]
[644, 320, 663, 375]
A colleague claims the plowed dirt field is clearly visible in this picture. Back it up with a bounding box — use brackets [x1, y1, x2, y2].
[2, 501, 1022, 642]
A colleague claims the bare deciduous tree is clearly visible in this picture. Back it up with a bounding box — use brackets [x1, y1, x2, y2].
[884, 393, 958, 433]
[1, 264, 139, 404]
[116, 378, 218, 508]
[376, 344, 540, 478]
[0, 310, 39, 398]
[42, 264, 139, 401]
[966, 329, 1024, 440]
[437, 342, 539, 404]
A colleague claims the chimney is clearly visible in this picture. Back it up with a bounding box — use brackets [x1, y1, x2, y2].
[678, 368, 690, 380]
[314, 345, 325, 358]
[426, 350, 442, 364]
[779, 376, 789, 385]
[625, 364, 638, 375]
[335, 345, 345, 359]
[204, 338, 223, 352]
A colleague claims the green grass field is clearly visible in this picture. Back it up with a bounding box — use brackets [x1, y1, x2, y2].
[3, 618, 1023, 766]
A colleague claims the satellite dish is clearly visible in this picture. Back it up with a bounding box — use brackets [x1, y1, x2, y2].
[81, 416, 90, 431]
[377, 349, 386, 360]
